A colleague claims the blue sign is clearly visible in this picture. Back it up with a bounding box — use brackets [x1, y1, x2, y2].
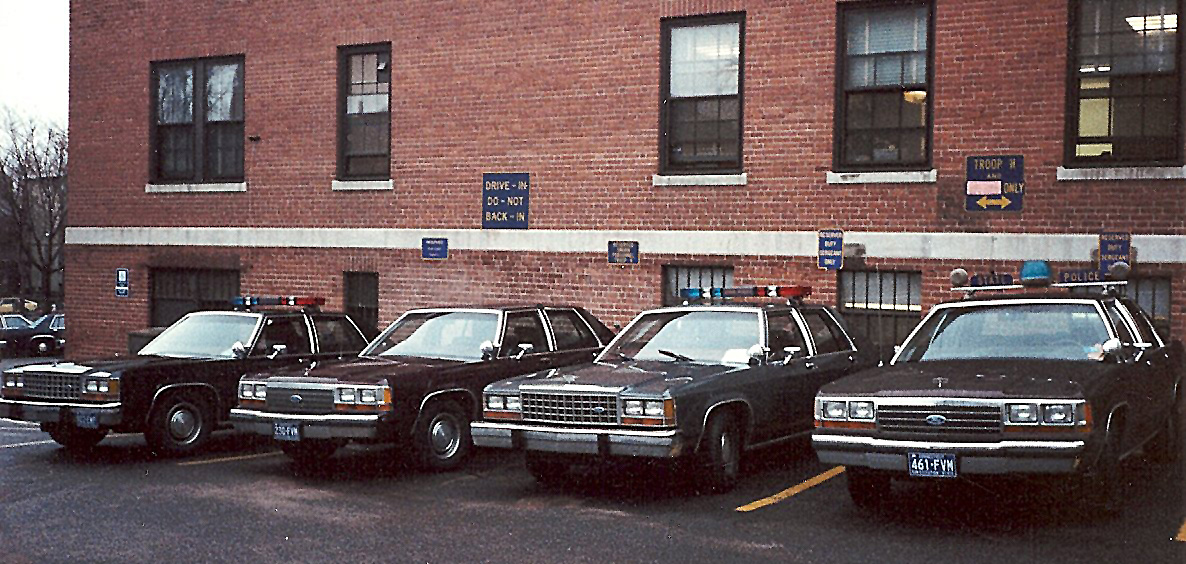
[608, 241, 639, 264]
[818, 229, 843, 270]
[421, 238, 448, 260]
[116, 268, 129, 298]
[1098, 232, 1131, 276]
[969, 273, 1014, 287]
[966, 155, 1024, 212]
[1059, 269, 1103, 284]
[482, 173, 529, 229]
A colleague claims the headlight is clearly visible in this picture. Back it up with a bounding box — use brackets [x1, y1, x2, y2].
[849, 401, 875, 420]
[239, 383, 253, 399]
[487, 395, 505, 410]
[86, 380, 99, 393]
[338, 387, 357, 403]
[253, 384, 267, 399]
[359, 388, 378, 404]
[624, 400, 644, 416]
[823, 401, 847, 419]
[1008, 403, 1039, 423]
[644, 401, 664, 417]
[505, 396, 521, 411]
[1042, 403, 1074, 424]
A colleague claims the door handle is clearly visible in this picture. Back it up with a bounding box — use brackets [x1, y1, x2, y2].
[805, 362, 816, 370]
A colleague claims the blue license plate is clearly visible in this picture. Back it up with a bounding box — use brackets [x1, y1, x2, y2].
[74, 411, 99, 429]
[908, 452, 957, 478]
[273, 422, 301, 442]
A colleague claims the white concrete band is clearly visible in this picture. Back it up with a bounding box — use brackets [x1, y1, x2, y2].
[65, 227, 1186, 264]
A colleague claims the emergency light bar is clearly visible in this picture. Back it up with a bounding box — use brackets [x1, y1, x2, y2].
[679, 285, 812, 301]
[951, 261, 1129, 294]
[232, 296, 326, 307]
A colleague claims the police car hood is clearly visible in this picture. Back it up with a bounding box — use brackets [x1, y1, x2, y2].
[505, 360, 738, 395]
[260, 355, 465, 385]
[819, 359, 1115, 399]
[2, 355, 218, 376]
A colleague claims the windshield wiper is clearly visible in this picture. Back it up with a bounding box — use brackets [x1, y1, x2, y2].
[657, 349, 693, 362]
[604, 351, 634, 362]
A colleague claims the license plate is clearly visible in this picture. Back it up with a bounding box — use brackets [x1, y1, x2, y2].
[74, 411, 99, 429]
[908, 452, 957, 478]
[273, 422, 301, 442]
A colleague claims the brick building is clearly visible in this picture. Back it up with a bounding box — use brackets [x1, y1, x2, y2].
[67, 0, 1185, 360]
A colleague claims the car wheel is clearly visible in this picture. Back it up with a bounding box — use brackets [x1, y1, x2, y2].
[525, 452, 569, 485]
[1147, 392, 1181, 464]
[1082, 427, 1124, 514]
[45, 424, 107, 450]
[846, 467, 890, 509]
[145, 391, 213, 457]
[700, 413, 742, 492]
[414, 400, 471, 471]
[281, 440, 340, 466]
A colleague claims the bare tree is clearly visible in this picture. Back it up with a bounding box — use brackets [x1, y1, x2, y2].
[0, 108, 67, 311]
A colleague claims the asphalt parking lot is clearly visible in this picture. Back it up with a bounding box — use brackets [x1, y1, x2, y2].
[1, 355, 1183, 564]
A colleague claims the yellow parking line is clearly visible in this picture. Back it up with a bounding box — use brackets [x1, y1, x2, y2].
[177, 451, 281, 466]
[1175, 518, 1186, 542]
[0, 440, 55, 449]
[736, 466, 846, 513]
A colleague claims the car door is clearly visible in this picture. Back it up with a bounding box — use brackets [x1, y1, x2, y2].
[796, 307, 862, 428]
[758, 309, 816, 440]
[1119, 299, 1176, 441]
[1102, 300, 1160, 447]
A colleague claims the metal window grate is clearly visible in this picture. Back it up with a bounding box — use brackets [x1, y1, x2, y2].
[520, 391, 619, 425]
[839, 270, 923, 363]
[345, 271, 380, 338]
[662, 265, 734, 306]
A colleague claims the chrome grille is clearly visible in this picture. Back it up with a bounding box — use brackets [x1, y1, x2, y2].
[878, 405, 1002, 435]
[19, 372, 81, 400]
[265, 387, 335, 414]
[520, 391, 618, 425]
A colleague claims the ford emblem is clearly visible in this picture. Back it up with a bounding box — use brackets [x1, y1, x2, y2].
[592, 406, 606, 415]
[925, 414, 947, 426]
[290, 394, 302, 404]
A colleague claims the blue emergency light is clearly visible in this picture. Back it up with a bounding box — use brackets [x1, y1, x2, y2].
[1018, 260, 1053, 286]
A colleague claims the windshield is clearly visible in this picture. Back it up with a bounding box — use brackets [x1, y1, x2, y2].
[600, 310, 761, 365]
[896, 303, 1111, 362]
[138, 313, 261, 359]
[364, 311, 499, 361]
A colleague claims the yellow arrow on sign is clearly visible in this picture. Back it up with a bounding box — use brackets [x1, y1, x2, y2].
[977, 195, 1012, 209]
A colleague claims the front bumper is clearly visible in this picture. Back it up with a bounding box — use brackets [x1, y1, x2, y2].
[230, 408, 385, 440]
[0, 398, 123, 427]
[812, 433, 1089, 475]
[471, 421, 685, 458]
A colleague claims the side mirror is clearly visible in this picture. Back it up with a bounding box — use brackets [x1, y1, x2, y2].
[782, 346, 803, 365]
[480, 340, 496, 360]
[231, 341, 247, 359]
[514, 343, 534, 360]
[1101, 338, 1122, 356]
[267, 343, 287, 359]
[747, 344, 769, 367]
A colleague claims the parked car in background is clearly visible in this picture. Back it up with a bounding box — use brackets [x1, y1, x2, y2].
[1, 313, 66, 356]
[812, 262, 1183, 512]
[0, 314, 35, 355]
[0, 296, 366, 456]
[0, 297, 37, 315]
[472, 285, 875, 491]
[232, 305, 613, 469]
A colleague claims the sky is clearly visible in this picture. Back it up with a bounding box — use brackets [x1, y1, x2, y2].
[0, 1, 69, 128]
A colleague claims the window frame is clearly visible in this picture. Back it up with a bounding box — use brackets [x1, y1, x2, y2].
[148, 55, 246, 184]
[1065, 0, 1184, 168]
[337, 43, 393, 181]
[833, 0, 935, 173]
[659, 12, 746, 176]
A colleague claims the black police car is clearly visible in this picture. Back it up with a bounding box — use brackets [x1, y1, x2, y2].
[231, 305, 613, 469]
[472, 285, 875, 491]
[0, 297, 366, 456]
[812, 262, 1183, 511]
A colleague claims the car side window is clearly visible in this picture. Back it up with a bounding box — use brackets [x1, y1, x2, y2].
[545, 309, 600, 350]
[252, 316, 312, 356]
[51, 315, 65, 330]
[314, 315, 367, 354]
[500, 311, 550, 357]
[767, 311, 808, 358]
[802, 310, 851, 355]
[1103, 302, 1137, 344]
[1123, 303, 1162, 347]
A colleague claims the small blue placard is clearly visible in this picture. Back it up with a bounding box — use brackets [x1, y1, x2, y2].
[422, 238, 448, 260]
[115, 287, 129, 298]
[1098, 232, 1131, 276]
[966, 155, 1024, 212]
[115, 268, 129, 298]
[818, 229, 843, 270]
[482, 173, 529, 229]
[608, 241, 639, 264]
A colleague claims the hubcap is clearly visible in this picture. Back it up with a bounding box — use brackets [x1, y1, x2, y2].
[429, 415, 460, 458]
[168, 405, 200, 443]
[720, 431, 738, 474]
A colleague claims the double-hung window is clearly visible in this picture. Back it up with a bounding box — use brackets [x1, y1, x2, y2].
[660, 14, 744, 175]
[338, 44, 392, 180]
[836, 3, 932, 170]
[150, 57, 245, 183]
[1068, 0, 1181, 166]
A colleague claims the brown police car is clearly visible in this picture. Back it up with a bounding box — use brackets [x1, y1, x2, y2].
[230, 305, 613, 469]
